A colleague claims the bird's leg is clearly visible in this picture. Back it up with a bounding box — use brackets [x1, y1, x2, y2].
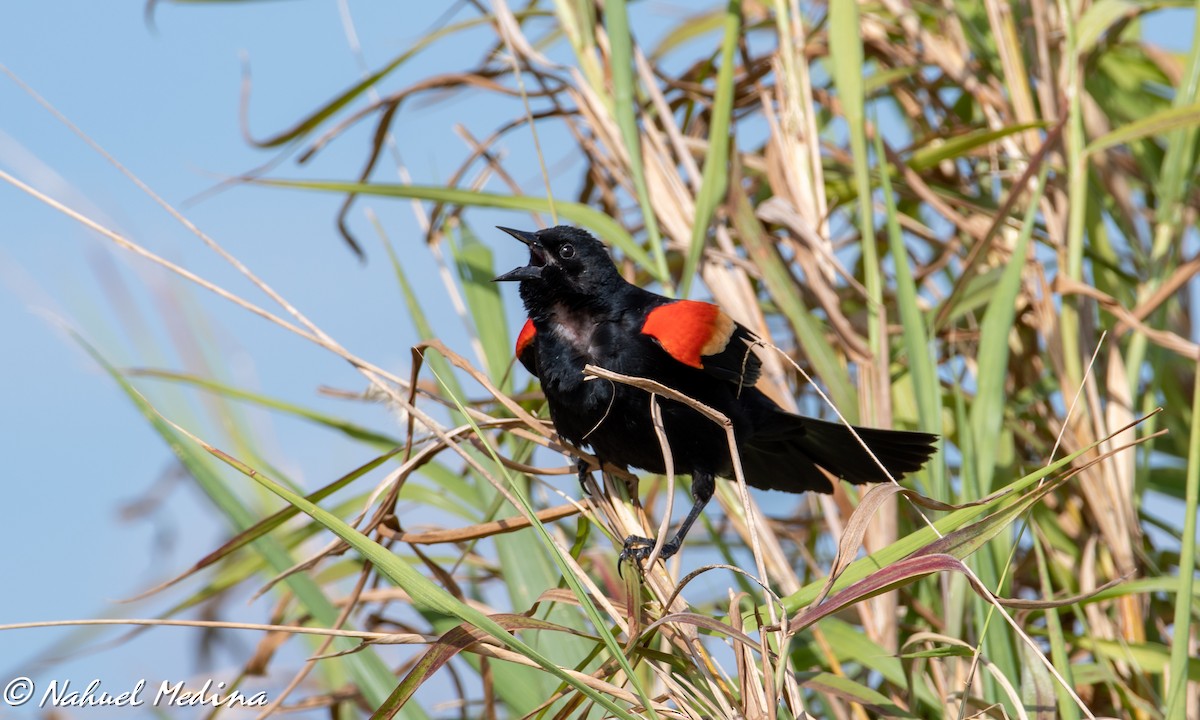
[619, 471, 714, 574]
[576, 457, 599, 496]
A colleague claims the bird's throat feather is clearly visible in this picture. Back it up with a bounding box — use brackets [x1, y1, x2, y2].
[548, 302, 601, 357]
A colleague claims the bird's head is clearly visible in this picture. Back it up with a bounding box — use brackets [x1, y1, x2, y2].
[493, 225, 623, 309]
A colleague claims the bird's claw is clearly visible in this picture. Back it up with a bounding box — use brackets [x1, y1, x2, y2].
[616, 535, 678, 577]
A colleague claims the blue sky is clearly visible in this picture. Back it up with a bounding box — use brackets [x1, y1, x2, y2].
[1, 0, 1195, 712]
[0, 0, 537, 702]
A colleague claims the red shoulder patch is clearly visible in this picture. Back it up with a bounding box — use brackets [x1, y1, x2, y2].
[641, 300, 735, 369]
[515, 318, 536, 360]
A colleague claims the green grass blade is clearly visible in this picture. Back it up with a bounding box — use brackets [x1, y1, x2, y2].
[794, 672, 919, 718]
[449, 223, 513, 390]
[826, 123, 1048, 204]
[1033, 534, 1080, 720]
[144, 448, 402, 598]
[650, 9, 723, 59]
[130, 369, 403, 448]
[969, 168, 1047, 492]
[816, 619, 942, 712]
[247, 14, 519, 148]
[1076, 0, 1138, 56]
[1151, 6, 1200, 249]
[877, 133, 945, 498]
[605, 0, 670, 289]
[1060, 2, 1088, 390]
[1084, 102, 1200, 155]
[964, 168, 1048, 696]
[761, 436, 1106, 620]
[1164, 360, 1200, 718]
[679, 0, 741, 298]
[829, 0, 880, 412]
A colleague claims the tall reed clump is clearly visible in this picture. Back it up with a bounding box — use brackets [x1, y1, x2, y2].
[18, 1, 1198, 718]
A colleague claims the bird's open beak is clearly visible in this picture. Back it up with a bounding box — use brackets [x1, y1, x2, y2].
[496, 226, 538, 246]
[493, 227, 547, 282]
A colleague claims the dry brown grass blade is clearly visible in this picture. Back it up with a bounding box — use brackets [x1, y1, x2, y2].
[642, 394, 678, 572]
[377, 503, 582, 545]
[1119, 251, 1200, 328]
[414, 339, 551, 433]
[749, 195, 869, 359]
[1054, 275, 1200, 358]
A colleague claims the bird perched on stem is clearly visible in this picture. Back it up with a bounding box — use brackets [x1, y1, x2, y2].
[494, 225, 937, 570]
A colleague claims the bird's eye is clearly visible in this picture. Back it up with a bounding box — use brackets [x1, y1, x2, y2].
[559, 244, 575, 259]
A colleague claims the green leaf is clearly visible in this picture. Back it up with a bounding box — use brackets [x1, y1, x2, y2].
[679, 0, 741, 297]
[1166, 360, 1200, 717]
[376, 615, 598, 717]
[1076, 0, 1138, 56]
[817, 620, 942, 711]
[970, 169, 1047, 492]
[761, 433, 1107, 621]
[730, 184, 858, 418]
[449, 224, 512, 389]
[130, 369, 402, 449]
[878, 133, 944, 497]
[605, 0, 669, 287]
[426, 368, 658, 718]
[795, 672, 920, 718]
[1077, 636, 1200, 682]
[650, 9, 724, 60]
[244, 14, 520, 148]
[909, 123, 1047, 172]
[1085, 102, 1200, 155]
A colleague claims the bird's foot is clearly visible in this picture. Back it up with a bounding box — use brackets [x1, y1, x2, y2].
[617, 535, 679, 577]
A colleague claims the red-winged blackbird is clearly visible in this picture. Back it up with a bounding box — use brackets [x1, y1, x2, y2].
[494, 225, 937, 567]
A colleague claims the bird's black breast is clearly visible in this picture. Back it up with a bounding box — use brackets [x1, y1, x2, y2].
[529, 311, 631, 442]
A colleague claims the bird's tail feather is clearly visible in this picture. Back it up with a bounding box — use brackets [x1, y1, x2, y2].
[741, 414, 937, 493]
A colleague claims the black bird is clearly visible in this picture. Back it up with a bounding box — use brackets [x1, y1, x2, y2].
[494, 225, 937, 567]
